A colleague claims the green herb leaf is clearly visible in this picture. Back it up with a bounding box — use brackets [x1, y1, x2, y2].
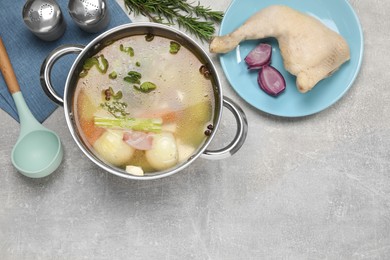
[102, 87, 123, 101]
[96, 55, 109, 73]
[134, 81, 157, 93]
[124, 71, 142, 84]
[79, 69, 88, 78]
[113, 90, 123, 100]
[83, 57, 98, 70]
[109, 71, 117, 79]
[82, 55, 109, 76]
[120, 44, 135, 57]
[124, 76, 141, 84]
[169, 41, 181, 54]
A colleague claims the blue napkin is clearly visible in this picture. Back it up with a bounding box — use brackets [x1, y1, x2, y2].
[0, 0, 131, 122]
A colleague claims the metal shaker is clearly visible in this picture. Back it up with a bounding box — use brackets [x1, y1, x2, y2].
[22, 0, 66, 41]
[68, 0, 111, 33]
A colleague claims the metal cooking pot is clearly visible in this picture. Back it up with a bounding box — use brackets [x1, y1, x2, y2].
[40, 23, 248, 180]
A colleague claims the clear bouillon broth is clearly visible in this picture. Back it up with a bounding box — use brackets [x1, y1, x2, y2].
[73, 34, 215, 175]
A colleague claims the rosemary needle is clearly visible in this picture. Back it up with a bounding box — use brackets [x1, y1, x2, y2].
[123, 0, 224, 41]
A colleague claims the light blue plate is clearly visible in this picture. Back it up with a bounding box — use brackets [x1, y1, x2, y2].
[219, 0, 363, 117]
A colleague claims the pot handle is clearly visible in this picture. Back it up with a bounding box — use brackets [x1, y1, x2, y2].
[201, 96, 248, 160]
[40, 44, 84, 106]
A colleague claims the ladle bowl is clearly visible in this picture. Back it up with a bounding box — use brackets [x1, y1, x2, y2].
[0, 37, 63, 178]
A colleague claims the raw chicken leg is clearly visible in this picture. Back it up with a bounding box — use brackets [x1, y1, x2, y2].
[210, 5, 350, 93]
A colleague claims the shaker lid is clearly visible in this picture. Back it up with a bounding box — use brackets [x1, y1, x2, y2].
[22, 0, 63, 33]
[68, 0, 107, 25]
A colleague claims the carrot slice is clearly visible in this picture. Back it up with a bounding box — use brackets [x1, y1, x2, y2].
[141, 110, 179, 123]
[80, 118, 105, 145]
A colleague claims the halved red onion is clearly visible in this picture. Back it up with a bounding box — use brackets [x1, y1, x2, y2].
[258, 65, 286, 96]
[244, 43, 272, 69]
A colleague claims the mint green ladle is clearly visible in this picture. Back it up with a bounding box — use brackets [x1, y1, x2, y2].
[0, 37, 63, 178]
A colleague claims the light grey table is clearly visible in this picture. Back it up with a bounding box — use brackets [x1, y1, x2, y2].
[1, 0, 389, 259]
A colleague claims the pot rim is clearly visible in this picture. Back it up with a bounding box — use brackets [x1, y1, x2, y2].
[63, 22, 224, 180]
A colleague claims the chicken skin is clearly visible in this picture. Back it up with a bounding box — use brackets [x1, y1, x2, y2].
[210, 5, 350, 93]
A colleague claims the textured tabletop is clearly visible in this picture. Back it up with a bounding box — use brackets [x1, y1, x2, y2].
[1, 0, 389, 259]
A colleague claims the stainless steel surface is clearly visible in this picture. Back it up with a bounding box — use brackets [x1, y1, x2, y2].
[40, 23, 247, 180]
[2, 0, 390, 259]
[40, 44, 84, 106]
[201, 96, 248, 160]
[68, 0, 110, 33]
[22, 0, 66, 41]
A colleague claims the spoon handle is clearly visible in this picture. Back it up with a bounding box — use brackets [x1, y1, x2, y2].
[0, 37, 20, 94]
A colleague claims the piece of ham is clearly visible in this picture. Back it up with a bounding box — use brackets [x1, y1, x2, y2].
[123, 131, 154, 150]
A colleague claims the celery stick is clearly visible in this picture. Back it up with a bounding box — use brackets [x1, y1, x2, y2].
[94, 117, 162, 133]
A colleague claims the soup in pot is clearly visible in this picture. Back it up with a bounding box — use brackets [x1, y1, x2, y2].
[73, 34, 215, 176]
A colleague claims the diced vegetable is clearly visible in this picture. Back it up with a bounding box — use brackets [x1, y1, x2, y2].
[93, 130, 135, 167]
[79, 118, 105, 145]
[245, 43, 272, 69]
[83, 57, 97, 70]
[94, 116, 163, 133]
[96, 55, 109, 73]
[79, 70, 88, 78]
[109, 71, 117, 79]
[258, 65, 286, 96]
[102, 87, 122, 101]
[84, 55, 108, 73]
[169, 41, 181, 54]
[124, 71, 142, 84]
[125, 165, 144, 176]
[120, 44, 134, 57]
[123, 72, 156, 93]
[134, 81, 157, 93]
[79, 55, 109, 77]
[76, 90, 105, 145]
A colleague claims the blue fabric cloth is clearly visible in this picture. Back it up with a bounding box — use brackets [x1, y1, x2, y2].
[0, 0, 131, 122]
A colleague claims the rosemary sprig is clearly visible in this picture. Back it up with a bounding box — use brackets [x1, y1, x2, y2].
[176, 15, 215, 41]
[192, 3, 224, 22]
[123, 0, 224, 41]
